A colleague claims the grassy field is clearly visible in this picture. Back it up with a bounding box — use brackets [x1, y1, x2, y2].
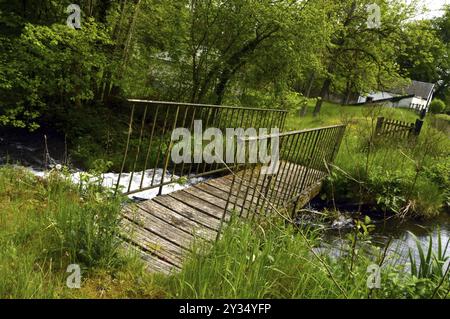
[0, 166, 155, 298]
[284, 101, 420, 130]
[285, 102, 449, 218]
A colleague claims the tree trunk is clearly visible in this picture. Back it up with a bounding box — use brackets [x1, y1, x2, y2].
[305, 72, 316, 98]
[313, 78, 332, 117]
[121, 0, 141, 74]
[101, 0, 128, 101]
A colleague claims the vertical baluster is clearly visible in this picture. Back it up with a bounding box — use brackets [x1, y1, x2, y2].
[199, 107, 214, 174]
[170, 105, 190, 181]
[159, 105, 180, 195]
[248, 111, 271, 220]
[151, 106, 170, 186]
[115, 103, 135, 195]
[291, 130, 314, 197]
[239, 110, 259, 218]
[279, 132, 304, 206]
[127, 104, 148, 193]
[181, 106, 197, 178]
[254, 110, 278, 213]
[140, 104, 160, 189]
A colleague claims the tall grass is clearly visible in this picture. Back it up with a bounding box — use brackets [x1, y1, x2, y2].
[0, 166, 125, 298]
[287, 103, 450, 218]
[159, 218, 372, 299]
[156, 217, 450, 299]
[408, 229, 450, 279]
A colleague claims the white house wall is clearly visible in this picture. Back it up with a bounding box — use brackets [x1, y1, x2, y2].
[395, 97, 414, 107]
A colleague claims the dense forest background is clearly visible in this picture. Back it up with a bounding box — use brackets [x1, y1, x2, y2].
[0, 0, 449, 131]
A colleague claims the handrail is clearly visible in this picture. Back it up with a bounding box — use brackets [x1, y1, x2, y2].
[240, 124, 347, 141]
[222, 124, 347, 221]
[115, 99, 288, 196]
[128, 99, 289, 113]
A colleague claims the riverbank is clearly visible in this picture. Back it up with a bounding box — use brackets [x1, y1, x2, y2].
[286, 102, 450, 219]
[0, 166, 448, 298]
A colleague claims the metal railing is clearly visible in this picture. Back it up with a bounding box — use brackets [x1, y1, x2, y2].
[115, 99, 288, 196]
[221, 124, 347, 221]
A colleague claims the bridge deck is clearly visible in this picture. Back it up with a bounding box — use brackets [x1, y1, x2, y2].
[120, 163, 326, 274]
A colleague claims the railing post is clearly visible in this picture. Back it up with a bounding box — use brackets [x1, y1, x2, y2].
[413, 119, 424, 136]
[115, 103, 135, 196]
[375, 117, 384, 136]
[330, 126, 346, 163]
[159, 106, 180, 195]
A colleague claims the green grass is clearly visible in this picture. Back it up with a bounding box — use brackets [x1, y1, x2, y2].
[0, 166, 160, 298]
[284, 101, 419, 131]
[157, 216, 450, 299]
[158, 218, 368, 298]
[0, 167, 448, 299]
[286, 102, 450, 218]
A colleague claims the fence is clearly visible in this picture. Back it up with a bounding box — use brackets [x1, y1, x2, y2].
[115, 99, 288, 196]
[375, 117, 423, 139]
[221, 124, 347, 221]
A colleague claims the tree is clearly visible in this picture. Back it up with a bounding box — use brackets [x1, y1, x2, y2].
[312, 0, 415, 116]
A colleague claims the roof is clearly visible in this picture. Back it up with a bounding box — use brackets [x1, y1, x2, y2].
[351, 94, 415, 106]
[391, 80, 435, 100]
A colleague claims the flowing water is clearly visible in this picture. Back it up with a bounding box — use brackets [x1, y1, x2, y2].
[0, 128, 205, 200]
[311, 210, 450, 267]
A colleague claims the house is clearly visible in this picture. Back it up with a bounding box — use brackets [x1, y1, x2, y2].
[357, 80, 435, 112]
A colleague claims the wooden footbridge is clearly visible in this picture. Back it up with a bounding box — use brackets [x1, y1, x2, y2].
[116, 100, 346, 274]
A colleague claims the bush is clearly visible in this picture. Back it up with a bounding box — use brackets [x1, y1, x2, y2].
[429, 99, 446, 114]
[0, 20, 112, 130]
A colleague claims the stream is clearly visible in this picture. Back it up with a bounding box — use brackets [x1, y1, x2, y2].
[301, 204, 450, 267]
[2, 128, 450, 265]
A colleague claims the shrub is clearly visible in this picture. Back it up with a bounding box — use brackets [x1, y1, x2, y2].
[429, 99, 446, 114]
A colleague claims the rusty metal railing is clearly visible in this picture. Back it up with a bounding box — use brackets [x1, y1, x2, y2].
[115, 99, 288, 196]
[220, 124, 347, 222]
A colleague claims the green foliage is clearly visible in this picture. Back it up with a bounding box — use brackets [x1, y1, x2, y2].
[156, 216, 449, 299]
[408, 230, 449, 280]
[159, 218, 368, 298]
[0, 20, 112, 129]
[429, 99, 447, 114]
[0, 166, 125, 297]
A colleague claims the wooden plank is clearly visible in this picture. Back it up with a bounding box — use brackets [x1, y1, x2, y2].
[153, 195, 222, 230]
[122, 205, 196, 250]
[120, 217, 185, 268]
[183, 186, 228, 209]
[223, 167, 293, 205]
[197, 180, 231, 201]
[136, 200, 216, 241]
[120, 242, 176, 275]
[168, 190, 228, 221]
[200, 180, 252, 210]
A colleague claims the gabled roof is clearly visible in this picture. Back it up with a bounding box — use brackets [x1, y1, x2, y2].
[391, 80, 435, 100]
